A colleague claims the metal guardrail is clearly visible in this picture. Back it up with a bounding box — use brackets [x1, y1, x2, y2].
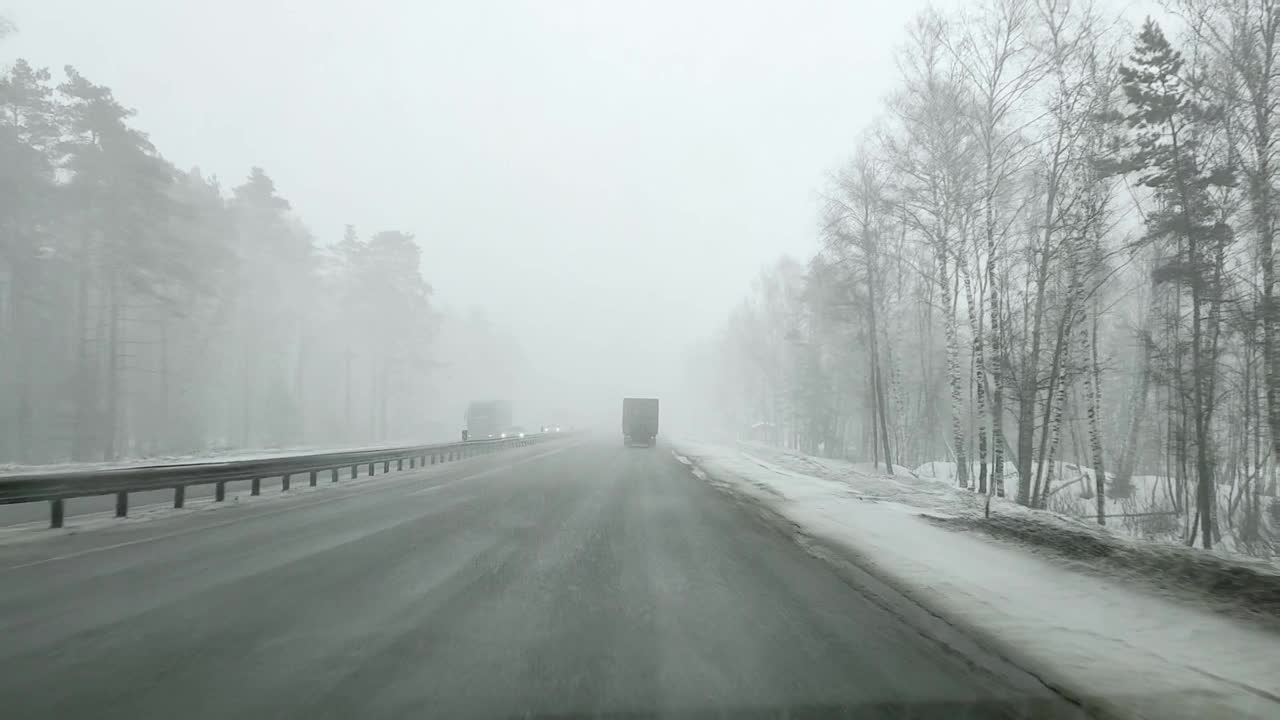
[0, 433, 562, 528]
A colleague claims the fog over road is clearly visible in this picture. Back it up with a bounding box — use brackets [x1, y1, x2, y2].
[0, 437, 1078, 718]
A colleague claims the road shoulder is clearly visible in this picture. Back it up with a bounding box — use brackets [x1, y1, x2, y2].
[675, 441, 1280, 720]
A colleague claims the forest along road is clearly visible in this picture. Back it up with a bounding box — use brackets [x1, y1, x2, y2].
[0, 437, 1083, 719]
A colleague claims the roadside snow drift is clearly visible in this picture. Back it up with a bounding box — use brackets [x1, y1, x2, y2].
[676, 442, 1280, 720]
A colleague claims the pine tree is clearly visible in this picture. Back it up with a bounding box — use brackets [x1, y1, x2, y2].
[0, 58, 61, 461]
[229, 167, 309, 447]
[1111, 19, 1236, 548]
[59, 67, 179, 459]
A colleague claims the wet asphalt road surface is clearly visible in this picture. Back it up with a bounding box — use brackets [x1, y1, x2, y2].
[0, 437, 1080, 719]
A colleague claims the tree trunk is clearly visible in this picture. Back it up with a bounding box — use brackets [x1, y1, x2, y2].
[344, 346, 353, 437]
[868, 261, 894, 474]
[870, 368, 880, 470]
[1247, 55, 1280, 520]
[1081, 303, 1107, 524]
[1189, 238, 1214, 549]
[72, 227, 94, 462]
[1034, 283, 1078, 504]
[102, 268, 120, 461]
[369, 355, 379, 440]
[1038, 341, 1071, 510]
[988, 217, 1006, 498]
[960, 251, 988, 492]
[1114, 326, 1154, 497]
[240, 322, 252, 449]
[1018, 151, 1063, 504]
[1017, 247, 1051, 504]
[294, 331, 307, 443]
[940, 252, 970, 488]
[10, 258, 33, 463]
[380, 364, 390, 441]
[159, 316, 170, 453]
[884, 322, 909, 461]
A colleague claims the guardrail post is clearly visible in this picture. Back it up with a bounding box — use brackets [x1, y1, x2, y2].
[351, 465, 357, 479]
[309, 470, 317, 487]
[409, 456, 416, 469]
[50, 499, 64, 528]
[115, 492, 128, 518]
[368, 462, 375, 476]
[216, 481, 226, 501]
[431, 454, 436, 465]
[282, 473, 291, 492]
[332, 468, 339, 483]
[251, 477, 261, 496]
[174, 486, 185, 509]
[397, 458, 403, 471]
[383, 460, 390, 473]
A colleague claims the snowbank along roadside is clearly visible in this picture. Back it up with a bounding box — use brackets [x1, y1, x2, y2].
[674, 441, 1280, 720]
[738, 443, 1280, 624]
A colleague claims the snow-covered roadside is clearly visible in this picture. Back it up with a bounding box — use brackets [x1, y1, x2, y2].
[676, 442, 1280, 720]
[734, 442, 1280, 622]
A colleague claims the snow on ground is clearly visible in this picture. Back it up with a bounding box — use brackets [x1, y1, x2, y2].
[763, 447, 1279, 565]
[910, 457, 1278, 558]
[676, 441, 1280, 720]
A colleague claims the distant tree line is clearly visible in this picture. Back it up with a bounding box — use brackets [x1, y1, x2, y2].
[0, 29, 475, 463]
[701, 0, 1280, 555]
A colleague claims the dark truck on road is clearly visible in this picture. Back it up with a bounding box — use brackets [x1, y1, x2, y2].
[622, 398, 659, 447]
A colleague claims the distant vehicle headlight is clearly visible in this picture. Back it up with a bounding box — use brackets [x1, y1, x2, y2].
[519, 432, 526, 438]
[500, 432, 507, 439]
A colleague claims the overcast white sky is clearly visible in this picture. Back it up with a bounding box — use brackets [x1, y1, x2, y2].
[2, 0, 1149, 423]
